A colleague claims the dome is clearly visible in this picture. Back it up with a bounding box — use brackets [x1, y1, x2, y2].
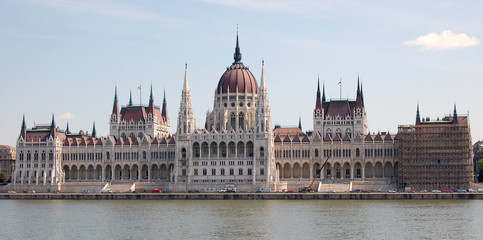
[216, 33, 258, 94]
[217, 62, 258, 94]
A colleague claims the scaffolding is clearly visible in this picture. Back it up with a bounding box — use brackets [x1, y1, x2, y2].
[398, 118, 473, 191]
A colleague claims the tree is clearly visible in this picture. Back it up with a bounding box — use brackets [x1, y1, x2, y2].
[0, 172, 8, 183]
[478, 159, 483, 182]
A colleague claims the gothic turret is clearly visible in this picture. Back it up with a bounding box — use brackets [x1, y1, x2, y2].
[416, 104, 421, 124]
[315, 78, 323, 111]
[255, 60, 272, 134]
[20, 115, 27, 140]
[177, 63, 196, 136]
[112, 86, 119, 116]
[128, 90, 133, 106]
[50, 114, 56, 138]
[92, 122, 96, 137]
[148, 85, 155, 115]
[453, 103, 458, 124]
[162, 89, 169, 122]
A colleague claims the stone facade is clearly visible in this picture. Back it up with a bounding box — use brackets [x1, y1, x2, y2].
[0, 145, 15, 181]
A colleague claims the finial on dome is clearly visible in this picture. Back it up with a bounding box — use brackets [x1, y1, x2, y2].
[234, 27, 242, 63]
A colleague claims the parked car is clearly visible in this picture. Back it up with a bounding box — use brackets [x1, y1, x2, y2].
[441, 190, 454, 193]
[478, 188, 483, 192]
[151, 189, 162, 193]
[361, 189, 371, 193]
[7, 191, 16, 194]
[468, 189, 476, 192]
[217, 189, 226, 193]
[456, 189, 467, 193]
[100, 189, 112, 193]
[286, 190, 295, 193]
[407, 190, 415, 193]
[388, 190, 396, 193]
[350, 189, 361, 193]
[419, 189, 428, 193]
[432, 190, 441, 193]
[81, 190, 90, 193]
[328, 190, 336, 193]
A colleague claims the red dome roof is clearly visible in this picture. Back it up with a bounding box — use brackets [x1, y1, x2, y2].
[217, 63, 258, 94]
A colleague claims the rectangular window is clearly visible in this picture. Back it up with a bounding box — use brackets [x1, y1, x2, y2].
[260, 168, 265, 175]
[239, 168, 243, 175]
[248, 169, 252, 175]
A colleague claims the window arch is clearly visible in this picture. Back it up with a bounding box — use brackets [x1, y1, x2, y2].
[230, 112, 236, 130]
[356, 148, 360, 157]
[259, 147, 265, 157]
[345, 128, 352, 137]
[41, 151, 46, 161]
[238, 112, 244, 130]
[315, 149, 319, 158]
[336, 128, 342, 137]
[49, 151, 53, 161]
[326, 129, 332, 138]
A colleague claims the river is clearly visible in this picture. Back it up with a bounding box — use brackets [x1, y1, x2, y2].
[1, 200, 482, 239]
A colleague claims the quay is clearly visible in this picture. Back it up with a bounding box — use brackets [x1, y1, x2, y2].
[1, 192, 483, 200]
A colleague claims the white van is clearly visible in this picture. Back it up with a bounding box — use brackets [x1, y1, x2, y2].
[101, 188, 112, 193]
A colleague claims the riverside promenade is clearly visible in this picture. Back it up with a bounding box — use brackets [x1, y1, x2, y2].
[1, 192, 483, 200]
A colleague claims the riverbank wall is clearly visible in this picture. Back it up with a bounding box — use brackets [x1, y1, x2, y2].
[1, 192, 483, 200]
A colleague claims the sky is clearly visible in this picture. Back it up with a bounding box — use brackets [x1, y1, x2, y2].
[1, 0, 482, 147]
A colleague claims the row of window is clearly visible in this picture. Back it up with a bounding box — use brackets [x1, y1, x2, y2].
[18, 163, 54, 168]
[61, 151, 175, 161]
[193, 160, 254, 166]
[193, 168, 265, 176]
[18, 151, 54, 161]
[364, 148, 398, 157]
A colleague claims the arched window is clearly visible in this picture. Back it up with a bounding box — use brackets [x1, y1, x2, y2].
[326, 129, 332, 138]
[121, 132, 127, 140]
[49, 151, 53, 161]
[221, 168, 225, 175]
[238, 112, 244, 130]
[356, 148, 360, 157]
[260, 147, 265, 157]
[336, 128, 342, 137]
[230, 112, 236, 130]
[315, 149, 319, 158]
[130, 132, 135, 139]
[106, 152, 110, 160]
[181, 148, 187, 158]
[41, 151, 46, 161]
[27, 151, 31, 161]
[346, 128, 352, 137]
[143, 151, 146, 160]
[34, 151, 39, 161]
[194, 169, 198, 176]
[212, 169, 216, 175]
[138, 132, 143, 138]
[20, 151, 24, 161]
[203, 168, 207, 176]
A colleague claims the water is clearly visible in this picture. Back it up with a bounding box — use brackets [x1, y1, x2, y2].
[1, 199, 482, 240]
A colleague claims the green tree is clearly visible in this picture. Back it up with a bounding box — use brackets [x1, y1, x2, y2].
[478, 159, 483, 182]
[0, 172, 8, 183]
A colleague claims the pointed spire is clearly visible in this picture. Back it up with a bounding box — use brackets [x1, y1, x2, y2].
[112, 86, 120, 115]
[149, 84, 154, 103]
[183, 62, 190, 92]
[129, 90, 133, 106]
[92, 122, 96, 137]
[360, 83, 364, 102]
[20, 114, 27, 139]
[357, 76, 361, 96]
[50, 113, 56, 129]
[315, 78, 323, 111]
[66, 122, 70, 134]
[416, 104, 421, 124]
[298, 116, 302, 130]
[260, 60, 266, 89]
[234, 28, 242, 63]
[162, 89, 168, 121]
[453, 103, 458, 124]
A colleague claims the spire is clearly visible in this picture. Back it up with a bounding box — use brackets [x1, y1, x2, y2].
[149, 84, 154, 103]
[162, 89, 168, 121]
[20, 115, 27, 139]
[50, 113, 56, 138]
[112, 86, 120, 115]
[298, 116, 302, 130]
[416, 104, 421, 124]
[315, 78, 323, 111]
[183, 62, 190, 92]
[357, 76, 361, 96]
[360, 83, 364, 102]
[129, 90, 133, 106]
[66, 122, 70, 134]
[50, 113, 56, 129]
[260, 60, 266, 89]
[234, 28, 242, 63]
[453, 103, 458, 124]
[92, 122, 96, 137]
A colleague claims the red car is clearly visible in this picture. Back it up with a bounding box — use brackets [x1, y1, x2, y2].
[442, 190, 454, 193]
[286, 190, 295, 193]
[407, 190, 415, 193]
[152, 189, 162, 193]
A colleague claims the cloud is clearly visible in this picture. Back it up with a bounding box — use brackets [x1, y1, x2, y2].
[59, 112, 75, 120]
[18, 0, 160, 20]
[404, 30, 480, 50]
